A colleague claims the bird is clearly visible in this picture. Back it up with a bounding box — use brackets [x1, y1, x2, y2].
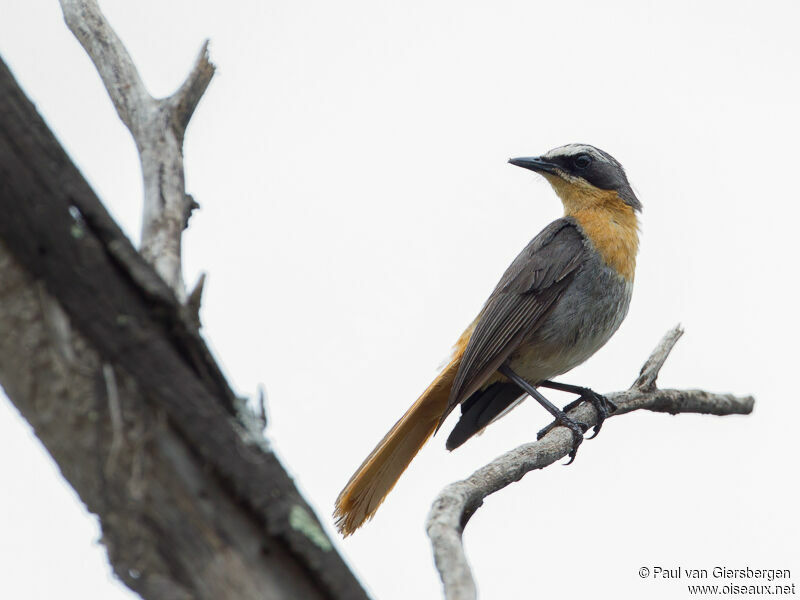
[334, 143, 641, 536]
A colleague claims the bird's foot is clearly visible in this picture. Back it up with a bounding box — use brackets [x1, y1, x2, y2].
[536, 413, 588, 464]
[563, 390, 617, 439]
[537, 390, 617, 443]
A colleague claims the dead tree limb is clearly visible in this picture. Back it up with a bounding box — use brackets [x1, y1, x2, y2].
[426, 326, 754, 600]
[0, 42, 368, 600]
[59, 0, 213, 299]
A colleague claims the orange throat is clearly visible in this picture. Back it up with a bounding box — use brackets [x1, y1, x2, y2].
[544, 174, 640, 281]
[571, 204, 639, 281]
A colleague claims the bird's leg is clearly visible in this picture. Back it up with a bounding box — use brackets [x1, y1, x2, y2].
[537, 380, 617, 439]
[498, 363, 587, 464]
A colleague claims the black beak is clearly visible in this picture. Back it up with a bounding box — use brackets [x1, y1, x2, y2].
[508, 156, 560, 175]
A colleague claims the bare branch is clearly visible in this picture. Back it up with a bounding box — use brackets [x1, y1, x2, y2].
[59, 0, 215, 300]
[426, 326, 755, 600]
[632, 325, 684, 391]
[59, 0, 149, 132]
[168, 41, 215, 141]
[0, 57, 369, 599]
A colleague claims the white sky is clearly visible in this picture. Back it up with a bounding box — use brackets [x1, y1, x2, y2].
[1, 1, 798, 598]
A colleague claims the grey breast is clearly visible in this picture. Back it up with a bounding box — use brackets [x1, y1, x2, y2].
[513, 248, 633, 381]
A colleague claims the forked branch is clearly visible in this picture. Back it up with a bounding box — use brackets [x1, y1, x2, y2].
[59, 0, 214, 299]
[425, 326, 754, 600]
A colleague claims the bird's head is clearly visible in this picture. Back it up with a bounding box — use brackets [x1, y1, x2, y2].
[509, 144, 641, 215]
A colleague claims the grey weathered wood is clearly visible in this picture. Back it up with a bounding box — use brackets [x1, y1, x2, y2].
[0, 56, 369, 600]
[59, 0, 214, 300]
[426, 326, 754, 600]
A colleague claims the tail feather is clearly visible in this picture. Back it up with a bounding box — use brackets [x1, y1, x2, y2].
[333, 357, 461, 536]
[445, 382, 525, 450]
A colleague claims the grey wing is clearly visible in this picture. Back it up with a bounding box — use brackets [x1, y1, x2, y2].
[440, 218, 587, 425]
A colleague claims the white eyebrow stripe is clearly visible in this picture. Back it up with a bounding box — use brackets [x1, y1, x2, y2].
[543, 144, 608, 163]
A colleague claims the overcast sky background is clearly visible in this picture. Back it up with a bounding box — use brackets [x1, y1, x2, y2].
[1, 1, 798, 598]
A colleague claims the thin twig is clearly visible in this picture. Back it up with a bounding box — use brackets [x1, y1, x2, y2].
[168, 41, 215, 142]
[257, 384, 268, 430]
[186, 272, 206, 328]
[632, 325, 683, 391]
[59, 0, 215, 299]
[425, 325, 755, 600]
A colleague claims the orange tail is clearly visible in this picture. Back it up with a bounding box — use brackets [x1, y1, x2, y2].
[333, 355, 462, 536]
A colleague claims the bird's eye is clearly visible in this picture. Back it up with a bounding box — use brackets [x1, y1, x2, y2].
[573, 154, 592, 169]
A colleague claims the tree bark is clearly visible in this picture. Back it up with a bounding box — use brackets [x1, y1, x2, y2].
[0, 56, 368, 600]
